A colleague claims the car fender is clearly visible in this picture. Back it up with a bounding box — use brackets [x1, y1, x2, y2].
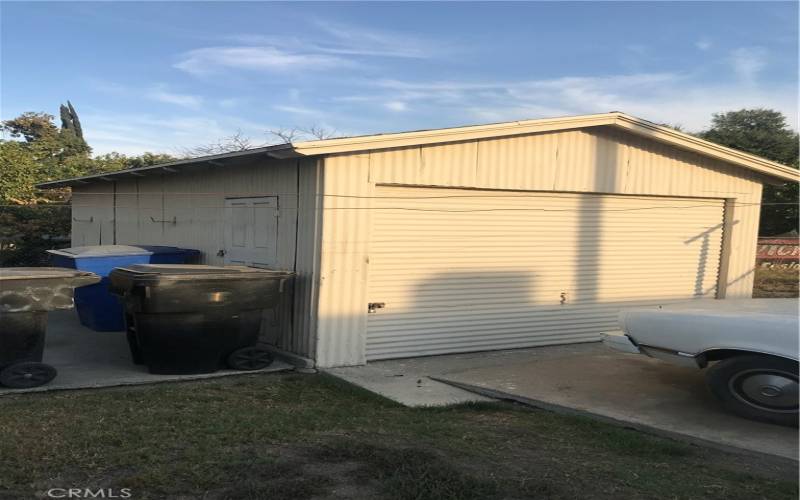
[620, 304, 798, 362]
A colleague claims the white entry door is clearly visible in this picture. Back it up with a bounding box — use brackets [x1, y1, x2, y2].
[224, 197, 279, 267]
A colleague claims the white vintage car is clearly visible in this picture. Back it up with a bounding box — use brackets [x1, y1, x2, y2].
[603, 299, 798, 426]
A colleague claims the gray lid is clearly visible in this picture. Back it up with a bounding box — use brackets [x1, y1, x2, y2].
[118, 264, 243, 275]
[47, 245, 188, 257]
[113, 264, 292, 276]
[0, 267, 99, 281]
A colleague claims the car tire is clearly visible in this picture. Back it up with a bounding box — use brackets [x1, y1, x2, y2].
[706, 355, 798, 427]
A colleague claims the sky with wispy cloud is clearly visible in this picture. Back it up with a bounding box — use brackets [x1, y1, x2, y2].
[2, 1, 797, 156]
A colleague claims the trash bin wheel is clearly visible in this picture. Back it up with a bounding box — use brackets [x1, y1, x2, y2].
[227, 346, 274, 371]
[0, 362, 57, 389]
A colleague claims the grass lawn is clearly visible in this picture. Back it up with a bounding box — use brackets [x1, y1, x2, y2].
[1, 373, 796, 500]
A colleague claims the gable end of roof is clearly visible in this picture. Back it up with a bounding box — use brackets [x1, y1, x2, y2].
[37, 112, 798, 188]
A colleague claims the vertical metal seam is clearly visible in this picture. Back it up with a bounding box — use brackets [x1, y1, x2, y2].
[112, 181, 117, 244]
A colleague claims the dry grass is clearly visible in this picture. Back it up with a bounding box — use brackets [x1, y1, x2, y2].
[753, 266, 799, 298]
[0, 373, 796, 500]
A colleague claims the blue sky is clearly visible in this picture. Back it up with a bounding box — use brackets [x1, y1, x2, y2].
[2, 1, 797, 156]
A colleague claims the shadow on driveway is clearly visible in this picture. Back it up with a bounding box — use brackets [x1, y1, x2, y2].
[0, 310, 293, 396]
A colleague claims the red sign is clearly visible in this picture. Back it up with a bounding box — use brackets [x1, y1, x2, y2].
[756, 238, 800, 261]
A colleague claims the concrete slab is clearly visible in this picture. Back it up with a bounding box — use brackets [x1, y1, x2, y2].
[325, 356, 496, 407]
[324, 345, 601, 407]
[0, 310, 293, 396]
[431, 343, 799, 461]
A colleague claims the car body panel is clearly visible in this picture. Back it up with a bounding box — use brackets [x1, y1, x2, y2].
[602, 330, 641, 354]
[604, 299, 799, 365]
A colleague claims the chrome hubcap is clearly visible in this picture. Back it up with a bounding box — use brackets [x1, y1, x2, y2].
[731, 369, 799, 413]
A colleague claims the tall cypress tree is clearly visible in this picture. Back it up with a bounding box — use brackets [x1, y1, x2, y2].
[58, 101, 90, 158]
[67, 101, 83, 140]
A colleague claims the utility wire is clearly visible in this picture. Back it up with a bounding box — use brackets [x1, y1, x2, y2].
[33, 190, 767, 201]
[1, 202, 794, 211]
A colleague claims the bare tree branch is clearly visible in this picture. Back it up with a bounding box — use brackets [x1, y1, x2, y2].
[181, 130, 263, 157]
[266, 124, 341, 144]
[266, 127, 303, 144]
[182, 124, 343, 158]
[304, 124, 339, 140]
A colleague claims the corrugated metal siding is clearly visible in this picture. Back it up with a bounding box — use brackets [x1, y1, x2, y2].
[136, 175, 165, 245]
[71, 183, 114, 245]
[315, 125, 765, 366]
[365, 186, 724, 359]
[315, 153, 374, 367]
[102, 160, 299, 267]
[288, 158, 322, 358]
[114, 178, 138, 245]
[70, 158, 318, 358]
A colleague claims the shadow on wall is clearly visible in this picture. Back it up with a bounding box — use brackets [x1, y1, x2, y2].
[578, 133, 726, 301]
[685, 221, 726, 297]
[574, 133, 618, 306]
[364, 134, 727, 361]
[366, 270, 542, 360]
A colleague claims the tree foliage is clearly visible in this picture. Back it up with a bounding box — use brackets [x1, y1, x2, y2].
[699, 109, 799, 236]
[0, 205, 71, 266]
[92, 152, 177, 172]
[2, 112, 60, 143]
[1, 110, 94, 201]
[0, 105, 175, 265]
[0, 141, 39, 205]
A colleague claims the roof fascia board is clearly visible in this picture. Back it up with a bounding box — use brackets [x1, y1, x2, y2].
[290, 113, 618, 156]
[36, 144, 296, 188]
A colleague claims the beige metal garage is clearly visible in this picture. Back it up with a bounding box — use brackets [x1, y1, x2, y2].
[365, 186, 725, 360]
[40, 112, 799, 368]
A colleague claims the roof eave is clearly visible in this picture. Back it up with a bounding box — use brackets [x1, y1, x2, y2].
[37, 112, 798, 189]
[292, 112, 797, 183]
[35, 144, 300, 189]
[290, 113, 618, 156]
[612, 114, 798, 183]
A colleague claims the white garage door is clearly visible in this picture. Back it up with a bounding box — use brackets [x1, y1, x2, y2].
[366, 186, 725, 360]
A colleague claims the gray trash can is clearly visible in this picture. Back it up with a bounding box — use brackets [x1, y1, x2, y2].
[47, 245, 200, 331]
[108, 264, 294, 375]
[0, 268, 100, 388]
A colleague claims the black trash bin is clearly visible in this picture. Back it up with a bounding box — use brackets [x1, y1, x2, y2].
[108, 264, 294, 375]
[0, 268, 100, 388]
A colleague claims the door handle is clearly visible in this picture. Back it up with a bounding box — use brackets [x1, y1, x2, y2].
[368, 302, 385, 314]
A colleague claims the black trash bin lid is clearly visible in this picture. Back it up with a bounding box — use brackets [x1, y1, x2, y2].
[47, 245, 192, 258]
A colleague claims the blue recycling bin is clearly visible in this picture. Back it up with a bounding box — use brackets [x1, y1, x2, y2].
[47, 245, 200, 331]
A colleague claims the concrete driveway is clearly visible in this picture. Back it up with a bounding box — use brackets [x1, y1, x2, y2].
[0, 310, 292, 396]
[327, 343, 798, 461]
